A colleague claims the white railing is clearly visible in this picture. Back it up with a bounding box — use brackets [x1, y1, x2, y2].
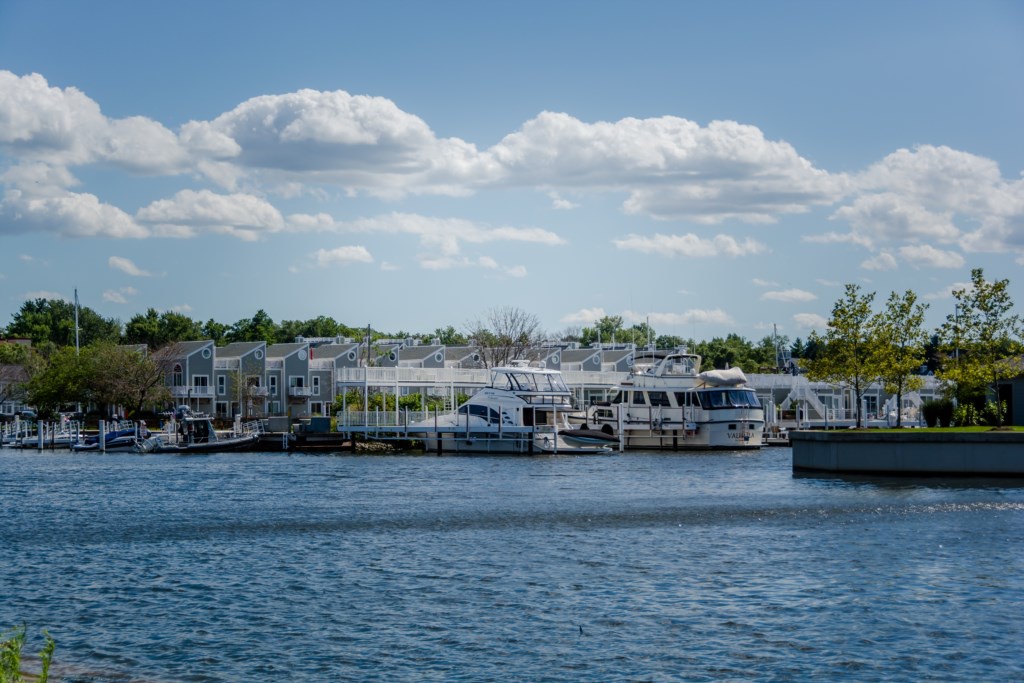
[288, 386, 313, 397]
[170, 386, 215, 397]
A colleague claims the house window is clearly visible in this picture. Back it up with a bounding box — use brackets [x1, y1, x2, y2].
[193, 376, 209, 394]
[312, 376, 320, 396]
[268, 376, 278, 396]
[217, 375, 226, 396]
[172, 364, 184, 387]
[215, 401, 228, 417]
[289, 376, 305, 388]
[269, 401, 281, 415]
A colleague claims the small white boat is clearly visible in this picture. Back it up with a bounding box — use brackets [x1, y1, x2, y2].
[407, 363, 611, 455]
[575, 350, 764, 450]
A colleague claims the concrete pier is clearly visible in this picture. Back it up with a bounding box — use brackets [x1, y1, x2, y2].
[791, 430, 1024, 476]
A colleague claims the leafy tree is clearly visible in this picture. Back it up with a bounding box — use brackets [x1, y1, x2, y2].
[122, 308, 161, 347]
[86, 343, 171, 416]
[466, 306, 542, 368]
[581, 316, 624, 346]
[123, 309, 202, 347]
[869, 290, 928, 427]
[227, 310, 279, 344]
[202, 319, 230, 345]
[433, 325, 467, 346]
[7, 298, 120, 349]
[937, 268, 1022, 426]
[655, 334, 685, 349]
[805, 284, 877, 428]
[26, 346, 93, 417]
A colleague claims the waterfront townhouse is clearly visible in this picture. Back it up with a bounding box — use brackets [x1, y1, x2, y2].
[155, 340, 216, 414]
[307, 343, 360, 415]
[213, 341, 267, 419]
[379, 343, 447, 369]
[560, 348, 604, 372]
[444, 346, 483, 369]
[600, 348, 635, 373]
[266, 342, 312, 419]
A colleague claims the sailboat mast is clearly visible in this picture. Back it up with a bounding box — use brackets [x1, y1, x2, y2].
[74, 288, 80, 356]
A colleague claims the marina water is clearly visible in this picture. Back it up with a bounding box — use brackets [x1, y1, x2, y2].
[2, 448, 1022, 682]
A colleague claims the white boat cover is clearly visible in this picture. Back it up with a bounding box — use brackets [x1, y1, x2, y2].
[698, 367, 748, 386]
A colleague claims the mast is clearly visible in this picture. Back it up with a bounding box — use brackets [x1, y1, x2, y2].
[74, 288, 80, 356]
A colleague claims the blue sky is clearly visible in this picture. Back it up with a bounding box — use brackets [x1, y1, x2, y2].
[1, 0, 1022, 343]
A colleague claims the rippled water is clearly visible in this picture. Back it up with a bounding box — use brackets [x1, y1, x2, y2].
[2, 447, 1022, 682]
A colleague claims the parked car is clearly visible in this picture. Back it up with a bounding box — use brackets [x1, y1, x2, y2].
[16, 409, 37, 420]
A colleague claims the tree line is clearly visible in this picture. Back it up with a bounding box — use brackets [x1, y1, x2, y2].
[2, 270, 1021, 425]
[805, 269, 1022, 427]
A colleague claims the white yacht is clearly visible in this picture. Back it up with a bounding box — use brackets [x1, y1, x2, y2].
[409, 363, 611, 455]
[573, 351, 764, 450]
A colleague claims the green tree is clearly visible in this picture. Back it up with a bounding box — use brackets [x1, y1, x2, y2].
[202, 319, 230, 345]
[869, 290, 928, 427]
[937, 268, 1022, 426]
[25, 346, 92, 416]
[86, 343, 172, 416]
[227, 310, 279, 344]
[123, 309, 202, 347]
[433, 325, 467, 346]
[580, 315, 624, 346]
[7, 298, 120, 349]
[805, 284, 877, 428]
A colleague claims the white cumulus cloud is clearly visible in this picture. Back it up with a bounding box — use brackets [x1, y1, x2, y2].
[108, 256, 151, 276]
[761, 289, 817, 303]
[793, 313, 827, 331]
[312, 246, 374, 267]
[613, 232, 767, 257]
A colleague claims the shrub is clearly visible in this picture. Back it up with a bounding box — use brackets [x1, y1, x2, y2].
[922, 398, 955, 427]
[0, 625, 55, 683]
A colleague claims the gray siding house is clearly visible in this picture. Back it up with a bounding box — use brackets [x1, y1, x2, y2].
[158, 340, 216, 414]
[267, 342, 312, 418]
[307, 343, 360, 415]
[213, 341, 267, 419]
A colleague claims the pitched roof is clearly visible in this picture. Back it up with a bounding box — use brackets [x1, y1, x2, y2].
[218, 341, 265, 358]
[267, 342, 308, 358]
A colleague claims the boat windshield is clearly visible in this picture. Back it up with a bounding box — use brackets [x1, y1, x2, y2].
[697, 389, 761, 410]
[662, 355, 699, 376]
[496, 371, 568, 393]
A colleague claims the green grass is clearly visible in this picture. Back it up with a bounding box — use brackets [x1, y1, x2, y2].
[0, 626, 54, 683]
[866, 426, 1024, 433]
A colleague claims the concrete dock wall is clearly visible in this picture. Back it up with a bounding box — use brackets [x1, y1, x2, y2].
[790, 430, 1024, 476]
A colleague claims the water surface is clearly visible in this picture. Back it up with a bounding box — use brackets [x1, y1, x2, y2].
[2, 448, 1022, 681]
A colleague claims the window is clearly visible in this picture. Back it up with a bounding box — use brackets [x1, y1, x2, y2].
[631, 391, 646, 405]
[649, 391, 671, 407]
[312, 376, 320, 396]
[217, 375, 226, 396]
[268, 375, 278, 396]
[289, 376, 305, 388]
[172, 364, 184, 387]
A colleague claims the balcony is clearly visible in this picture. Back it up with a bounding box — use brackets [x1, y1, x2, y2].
[170, 385, 214, 398]
[288, 386, 313, 398]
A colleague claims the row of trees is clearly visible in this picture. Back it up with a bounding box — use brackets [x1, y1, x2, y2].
[0, 342, 172, 419]
[807, 269, 1022, 427]
[3, 270, 1020, 425]
[3, 299, 807, 372]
